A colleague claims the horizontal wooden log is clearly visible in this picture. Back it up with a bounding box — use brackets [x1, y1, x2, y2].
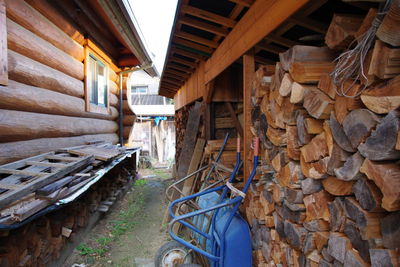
[370, 249, 400, 267]
[5, 0, 84, 61]
[110, 93, 118, 107]
[322, 176, 354, 196]
[353, 177, 383, 212]
[376, 0, 400, 46]
[109, 79, 118, 95]
[290, 62, 335, 84]
[334, 151, 364, 181]
[304, 190, 333, 222]
[0, 80, 118, 120]
[0, 109, 118, 142]
[327, 232, 352, 263]
[380, 212, 400, 249]
[7, 18, 84, 80]
[8, 50, 83, 97]
[0, 133, 118, 164]
[303, 89, 334, 119]
[325, 14, 363, 50]
[300, 132, 329, 162]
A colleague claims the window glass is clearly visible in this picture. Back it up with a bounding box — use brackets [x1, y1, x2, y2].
[131, 86, 148, 94]
[88, 54, 108, 107]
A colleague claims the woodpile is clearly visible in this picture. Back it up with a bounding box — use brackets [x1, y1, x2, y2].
[246, 8, 400, 267]
[0, 144, 135, 267]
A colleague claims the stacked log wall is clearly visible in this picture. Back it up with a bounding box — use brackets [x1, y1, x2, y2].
[246, 10, 400, 266]
[0, 0, 122, 164]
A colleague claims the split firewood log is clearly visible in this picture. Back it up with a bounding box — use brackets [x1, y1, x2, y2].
[303, 190, 333, 222]
[329, 112, 356, 152]
[376, 0, 400, 46]
[325, 14, 363, 50]
[380, 212, 400, 249]
[322, 176, 354, 196]
[334, 151, 364, 181]
[352, 177, 384, 213]
[303, 89, 334, 119]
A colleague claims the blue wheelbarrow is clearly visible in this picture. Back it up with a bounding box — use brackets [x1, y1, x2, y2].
[155, 137, 259, 267]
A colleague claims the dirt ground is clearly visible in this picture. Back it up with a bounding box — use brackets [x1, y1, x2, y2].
[63, 168, 172, 267]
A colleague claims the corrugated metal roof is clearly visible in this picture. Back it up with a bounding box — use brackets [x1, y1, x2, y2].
[131, 94, 165, 105]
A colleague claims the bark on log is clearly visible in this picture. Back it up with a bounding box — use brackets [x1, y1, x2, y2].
[122, 115, 136, 126]
[329, 112, 356, 152]
[284, 220, 308, 250]
[358, 110, 400, 161]
[380, 212, 400, 249]
[360, 159, 400, 211]
[353, 177, 384, 212]
[334, 152, 364, 181]
[0, 80, 118, 120]
[369, 249, 399, 267]
[7, 19, 84, 80]
[296, 109, 313, 146]
[301, 178, 322, 195]
[0, 133, 118, 164]
[342, 109, 380, 149]
[8, 50, 83, 97]
[329, 197, 346, 232]
[0, 109, 118, 142]
[5, 0, 84, 61]
[344, 249, 368, 267]
[344, 220, 370, 263]
[327, 232, 352, 263]
[287, 125, 300, 160]
[303, 219, 330, 232]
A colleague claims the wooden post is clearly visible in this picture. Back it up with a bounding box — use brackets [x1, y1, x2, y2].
[0, 0, 7, 85]
[243, 50, 255, 180]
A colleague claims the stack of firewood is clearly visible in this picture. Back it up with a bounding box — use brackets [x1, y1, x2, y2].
[0, 164, 133, 267]
[246, 6, 400, 267]
[175, 105, 190, 166]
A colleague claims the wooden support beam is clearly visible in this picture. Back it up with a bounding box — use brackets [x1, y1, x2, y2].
[175, 31, 219, 48]
[204, 0, 309, 84]
[169, 62, 193, 73]
[229, 0, 255, 7]
[0, 0, 7, 85]
[165, 69, 190, 78]
[289, 16, 328, 34]
[180, 16, 229, 37]
[180, 5, 236, 28]
[265, 34, 301, 48]
[257, 41, 287, 54]
[173, 37, 214, 55]
[164, 72, 187, 81]
[170, 56, 197, 68]
[243, 50, 255, 179]
[171, 47, 206, 61]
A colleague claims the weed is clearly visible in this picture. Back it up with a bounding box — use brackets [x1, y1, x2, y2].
[76, 182, 147, 259]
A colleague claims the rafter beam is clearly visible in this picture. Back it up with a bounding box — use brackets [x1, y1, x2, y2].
[173, 37, 214, 55]
[228, 0, 255, 7]
[256, 42, 286, 55]
[165, 68, 191, 78]
[180, 17, 229, 37]
[265, 34, 301, 48]
[169, 56, 197, 68]
[204, 0, 309, 84]
[169, 62, 193, 73]
[289, 16, 328, 34]
[171, 47, 206, 61]
[181, 5, 236, 28]
[175, 31, 219, 48]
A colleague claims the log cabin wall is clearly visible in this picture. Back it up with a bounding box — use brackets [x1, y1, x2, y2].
[0, 0, 124, 165]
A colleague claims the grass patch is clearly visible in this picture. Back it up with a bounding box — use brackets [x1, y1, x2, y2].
[76, 182, 148, 259]
[151, 169, 171, 179]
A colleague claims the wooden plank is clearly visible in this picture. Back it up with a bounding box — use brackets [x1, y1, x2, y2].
[0, 156, 94, 209]
[171, 47, 206, 61]
[175, 31, 219, 48]
[0, 0, 7, 85]
[226, 102, 244, 137]
[0, 169, 48, 176]
[180, 16, 229, 37]
[68, 147, 122, 161]
[45, 155, 80, 162]
[0, 183, 23, 190]
[25, 161, 66, 168]
[173, 37, 214, 55]
[182, 138, 206, 196]
[243, 50, 254, 179]
[204, 0, 309, 84]
[169, 56, 197, 68]
[180, 5, 236, 28]
[229, 0, 254, 7]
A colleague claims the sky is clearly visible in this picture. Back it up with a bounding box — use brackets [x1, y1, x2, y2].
[128, 0, 178, 75]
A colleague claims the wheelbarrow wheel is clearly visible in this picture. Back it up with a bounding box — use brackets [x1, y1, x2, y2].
[155, 240, 194, 267]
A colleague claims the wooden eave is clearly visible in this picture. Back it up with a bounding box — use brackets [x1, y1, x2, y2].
[159, 0, 373, 98]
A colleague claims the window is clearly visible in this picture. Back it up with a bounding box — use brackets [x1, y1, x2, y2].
[87, 54, 108, 107]
[131, 86, 148, 95]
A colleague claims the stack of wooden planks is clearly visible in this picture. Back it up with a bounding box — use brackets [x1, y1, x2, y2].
[0, 163, 133, 267]
[246, 7, 400, 267]
[0, 143, 125, 225]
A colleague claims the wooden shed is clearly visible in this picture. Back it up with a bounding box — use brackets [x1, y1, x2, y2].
[160, 0, 400, 266]
[0, 0, 157, 165]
